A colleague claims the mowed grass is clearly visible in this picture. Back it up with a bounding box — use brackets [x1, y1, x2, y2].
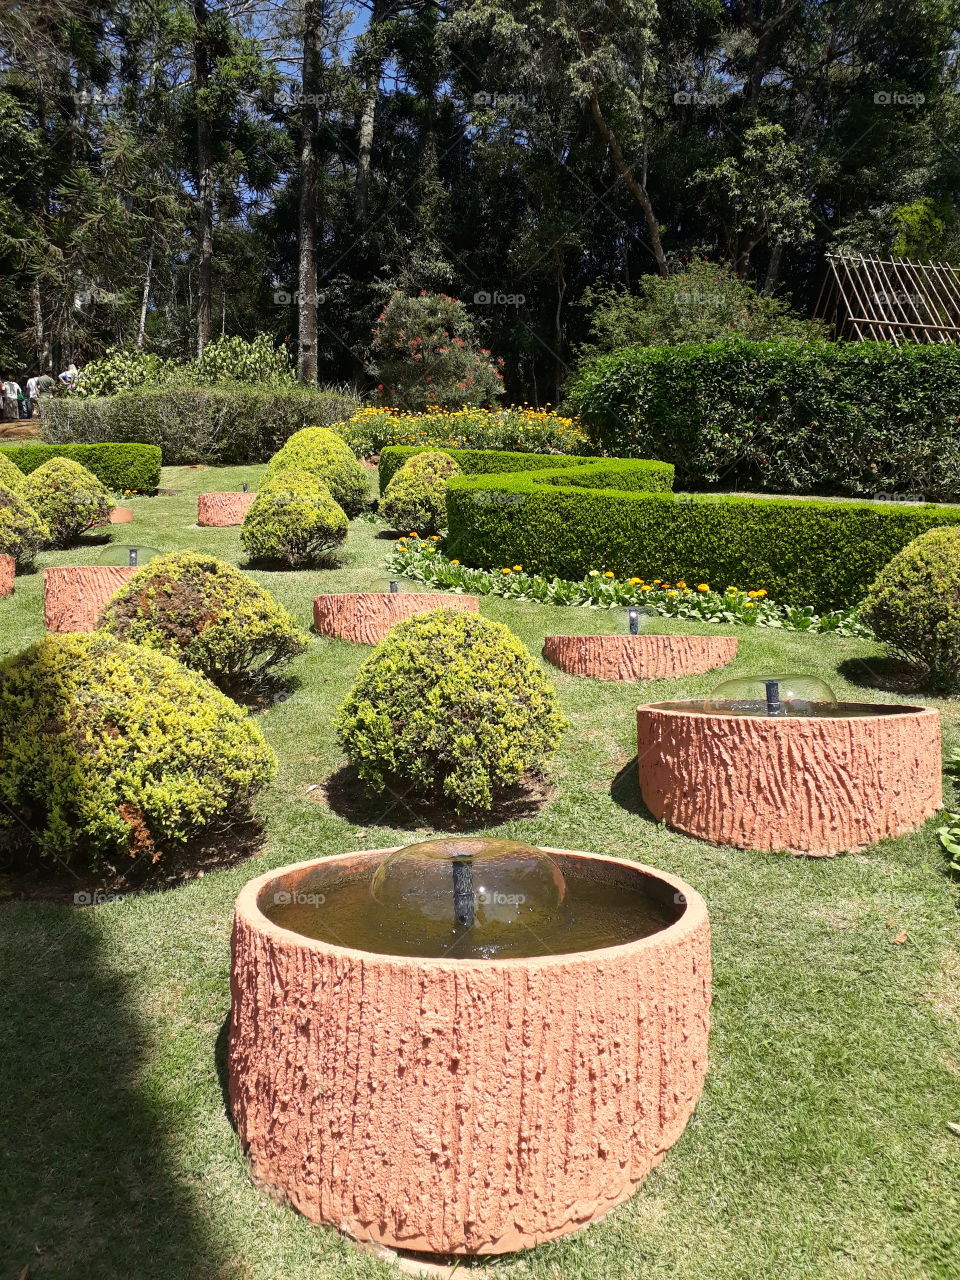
[0, 464, 958, 1280]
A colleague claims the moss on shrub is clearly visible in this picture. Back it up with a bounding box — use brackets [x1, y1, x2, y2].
[22, 457, 112, 546]
[263, 427, 367, 516]
[98, 551, 308, 697]
[381, 450, 461, 534]
[335, 609, 567, 814]
[240, 470, 348, 568]
[0, 482, 50, 568]
[0, 632, 276, 868]
[862, 526, 960, 690]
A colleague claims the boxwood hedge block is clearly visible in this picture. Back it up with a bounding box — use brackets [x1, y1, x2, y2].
[445, 472, 960, 611]
[0, 443, 162, 493]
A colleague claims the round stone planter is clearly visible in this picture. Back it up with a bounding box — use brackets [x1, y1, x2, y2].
[197, 492, 257, 526]
[636, 700, 942, 856]
[228, 848, 711, 1256]
[43, 565, 138, 633]
[0, 553, 14, 598]
[109, 506, 134, 524]
[544, 633, 738, 682]
[312, 591, 480, 645]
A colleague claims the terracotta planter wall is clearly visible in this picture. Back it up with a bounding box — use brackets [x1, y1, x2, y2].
[109, 506, 134, 524]
[43, 565, 138, 633]
[313, 591, 480, 645]
[0, 554, 14, 598]
[228, 848, 711, 1256]
[544, 633, 737, 682]
[637, 701, 942, 856]
[197, 492, 257, 526]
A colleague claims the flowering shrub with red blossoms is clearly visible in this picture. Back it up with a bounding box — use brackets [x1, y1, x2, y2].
[367, 291, 504, 411]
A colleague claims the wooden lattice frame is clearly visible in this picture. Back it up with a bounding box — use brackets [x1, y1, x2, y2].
[815, 253, 960, 344]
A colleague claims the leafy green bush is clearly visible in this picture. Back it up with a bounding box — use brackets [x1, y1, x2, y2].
[98, 552, 309, 698]
[445, 469, 960, 611]
[335, 610, 567, 814]
[368, 292, 504, 410]
[240, 470, 348, 567]
[73, 334, 293, 397]
[0, 442, 161, 492]
[0, 483, 50, 568]
[578, 258, 819, 357]
[0, 452, 26, 493]
[337, 405, 588, 458]
[567, 339, 960, 500]
[39, 387, 359, 466]
[381, 451, 461, 534]
[74, 347, 176, 397]
[264, 426, 367, 516]
[378, 445, 605, 491]
[0, 632, 276, 869]
[861, 527, 960, 690]
[23, 458, 112, 546]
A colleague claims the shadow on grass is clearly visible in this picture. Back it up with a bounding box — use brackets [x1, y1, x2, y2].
[609, 756, 659, 823]
[0, 904, 228, 1278]
[836, 655, 929, 697]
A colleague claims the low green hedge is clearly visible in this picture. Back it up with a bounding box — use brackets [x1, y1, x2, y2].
[0, 443, 161, 492]
[566, 339, 960, 501]
[445, 471, 960, 610]
[39, 386, 359, 466]
[378, 446, 672, 493]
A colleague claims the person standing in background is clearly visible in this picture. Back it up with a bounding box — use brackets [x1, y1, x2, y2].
[0, 375, 22, 422]
[35, 369, 57, 400]
[25, 373, 40, 418]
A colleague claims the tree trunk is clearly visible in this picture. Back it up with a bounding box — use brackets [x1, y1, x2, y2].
[588, 89, 668, 276]
[136, 237, 154, 349]
[297, 0, 323, 386]
[763, 243, 784, 294]
[193, 0, 214, 354]
[355, 0, 384, 217]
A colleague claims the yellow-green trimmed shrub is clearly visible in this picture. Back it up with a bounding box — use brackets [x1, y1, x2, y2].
[335, 609, 567, 814]
[862, 526, 960, 690]
[241, 470, 348, 568]
[0, 632, 276, 868]
[380, 450, 461, 534]
[98, 552, 308, 698]
[0, 482, 50, 568]
[22, 457, 112, 546]
[0, 453, 26, 493]
[264, 426, 367, 516]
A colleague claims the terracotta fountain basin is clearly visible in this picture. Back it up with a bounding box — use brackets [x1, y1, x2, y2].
[197, 492, 257, 526]
[43, 565, 138, 633]
[228, 847, 711, 1255]
[0, 553, 14, 598]
[636, 700, 942, 856]
[544, 633, 737, 682]
[312, 591, 479, 644]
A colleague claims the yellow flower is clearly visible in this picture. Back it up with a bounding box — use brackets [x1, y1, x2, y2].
[666, 589, 679, 597]
[756, 588, 767, 597]
[676, 580, 687, 588]
[628, 577, 643, 585]
[450, 558, 460, 565]
[409, 531, 419, 538]
[604, 571, 615, 579]
[513, 564, 523, 571]
[653, 579, 662, 585]
[502, 567, 512, 574]
[744, 601, 755, 608]
[697, 583, 709, 592]
[641, 585, 653, 591]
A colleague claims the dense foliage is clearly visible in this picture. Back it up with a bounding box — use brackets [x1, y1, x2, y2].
[0, 453, 26, 493]
[335, 610, 567, 814]
[0, 633, 276, 869]
[0, 482, 49, 568]
[240, 471, 349, 567]
[73, 334, 295, 397]
[862, 527, 960, 691]
[264, 427, 367, 516]
[445, 470, 960, 611]
[568, 340, 960, 500]
[0, 443, 161, 493]
[336, 406, 589, 458]
[378, 445, 599, 491]
[98, 552, 309, 698]
[40, 388, 359, 467]
[380, 451, 461, 534]
[22, 458, 112, 547]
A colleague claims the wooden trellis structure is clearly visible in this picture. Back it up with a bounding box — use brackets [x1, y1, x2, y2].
[815, 253, 960, 344]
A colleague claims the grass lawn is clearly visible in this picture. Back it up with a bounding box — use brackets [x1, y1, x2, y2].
[1, 463, 958, 1280]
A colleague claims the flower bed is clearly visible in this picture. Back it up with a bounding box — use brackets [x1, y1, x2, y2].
[335, 405, 590, 458]
[385, 543, 871, 637]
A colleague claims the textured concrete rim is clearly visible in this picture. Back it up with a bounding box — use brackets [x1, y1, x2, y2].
[235, 845, 709, 969]
[543, 633, 737, 682]
[641, 698, 934, 721]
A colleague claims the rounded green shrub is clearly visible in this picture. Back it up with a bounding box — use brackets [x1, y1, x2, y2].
[22, 457, 112, 546]
[862, 525, 960, 690]
[335, 609, 567, 814]
[0, 632, 276, 869]
[98, 551, 308, 698]
[0, 482, 50, 568]
[264, 427, 367, 516]
[241, 470, 348, 568]
[380, 450, 461, 534]
[0, 453, 26, 493]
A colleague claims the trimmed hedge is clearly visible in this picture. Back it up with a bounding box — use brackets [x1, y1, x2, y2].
[39, 386, 359, 467]
[0, 442, 161, 492]
[378, 445, 672, 493]
[445, 470, 960, 610]
[567, 339, 960, 501]
[380, 451, 461, 533]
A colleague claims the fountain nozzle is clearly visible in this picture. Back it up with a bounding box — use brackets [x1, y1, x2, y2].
[765, 680, 785, 717]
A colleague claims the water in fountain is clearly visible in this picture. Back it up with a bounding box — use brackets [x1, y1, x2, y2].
[98, 544, 162, 567]
[657, 673, 905, 718]
[260, 837, 681, 959]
